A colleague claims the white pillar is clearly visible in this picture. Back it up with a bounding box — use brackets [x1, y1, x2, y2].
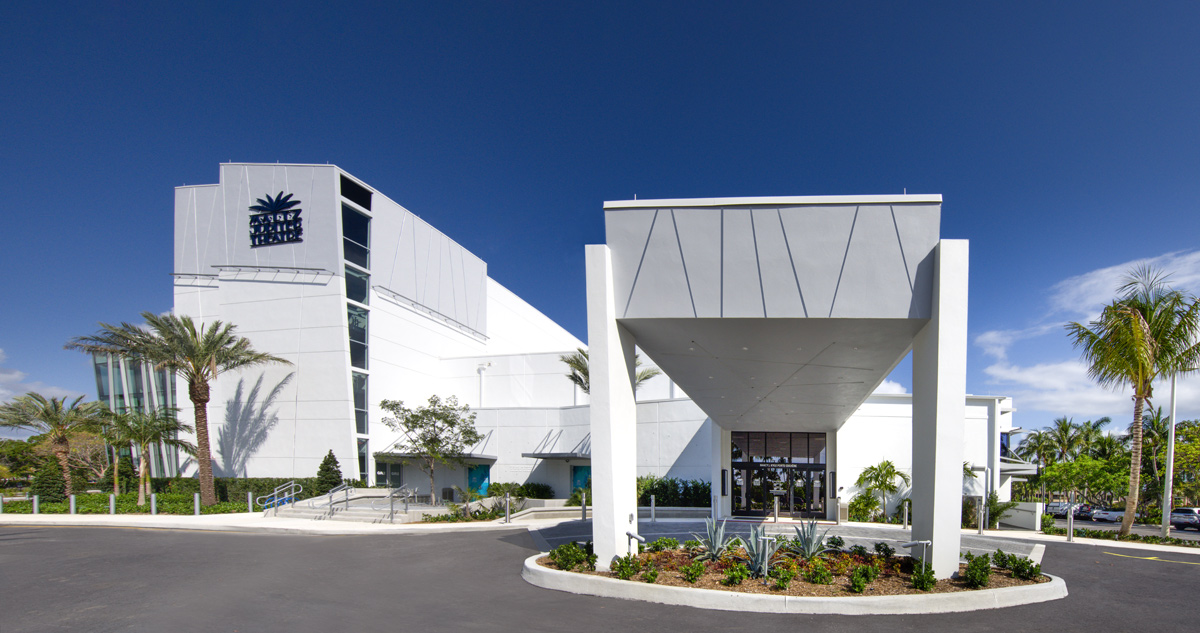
[911, 240, 968, 578]
[709, 421, 731, 519]
[826, 429, 839, 521]
[586, 245, 639, 570]
[986, 398, 1001, 498]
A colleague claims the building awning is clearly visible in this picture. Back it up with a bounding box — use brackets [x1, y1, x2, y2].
[375, 452, 497, 464]
[521, 451, 590, 461]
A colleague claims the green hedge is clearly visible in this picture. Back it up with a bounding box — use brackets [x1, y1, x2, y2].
[636, 476, 711, 507]
[2, 492, 248, 515]
[145, 476, 362, 503]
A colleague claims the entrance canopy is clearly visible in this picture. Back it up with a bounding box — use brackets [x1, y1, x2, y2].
[606, 194, 942, 431]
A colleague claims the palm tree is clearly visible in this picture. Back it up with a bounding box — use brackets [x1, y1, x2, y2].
[1077, 417, 1113, 456]
[854, 459, 911, 519]
[0, 394, 106, 496]
[1046, 416, 1083, 462]
[1137, 406, 1171, 509]
[66, 312, 291, 506]
[1066, 266, 1200, 536]
[103, 407, 196, 506]
[558, 348, 662, 394]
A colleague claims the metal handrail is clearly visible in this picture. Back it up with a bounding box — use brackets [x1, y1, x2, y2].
[256, 481, 303, 515]
[307, 483, 356, 517]
[370, 485, 416, 511]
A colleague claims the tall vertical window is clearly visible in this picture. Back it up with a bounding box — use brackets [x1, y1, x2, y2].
[352, 372, 368, 434]
[342, 205, 370, 269]
[345, 265, 369, 305]
[348, 305, 368, 370]
[357, 438, 369, 482]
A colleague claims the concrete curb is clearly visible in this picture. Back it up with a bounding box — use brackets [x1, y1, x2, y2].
[521, 554, 1068, 615]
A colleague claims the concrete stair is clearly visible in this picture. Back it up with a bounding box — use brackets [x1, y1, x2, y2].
[270, 500, 451, 524]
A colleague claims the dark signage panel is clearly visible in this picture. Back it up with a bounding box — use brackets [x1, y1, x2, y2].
[249, 192, 303, 247]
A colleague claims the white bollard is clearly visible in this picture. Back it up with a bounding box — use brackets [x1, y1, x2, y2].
[0, 494, 4, 514]
[194, 492, 200, 516]
[70, 494, 76, 514]
[247, 491, 253, 513]
[651, 494, 656, 523]
[504, 492, 510, 524]
[110, 494, 116, 515]
[33, 495, 39, 514]
[151, 493, 157, 515]
[581, 492, 587, 521]
[1067, 492, 1075, 543]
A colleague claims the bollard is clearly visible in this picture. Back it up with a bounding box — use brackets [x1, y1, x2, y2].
[651, 494, 656, 523]
[390, 492, 396, 524]
[903, 502, 908, 529]
[504, 492, 511, 524]
[247, 491, 254, 513]
[151, 493, 157, 515]
[0, 494, 4, 514]
[977, 500, 984, 535]
[70, 494, 77, 514]
[194, 493, 200, 516]
[1067, 492, 1075, 543]
[774, 496, 780, 523]
[33, 495, 39, 514]
[581, 492, 587, 521]
[110, 494, 116, 515]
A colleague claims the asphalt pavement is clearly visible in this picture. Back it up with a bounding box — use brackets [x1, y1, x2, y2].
[2, 523, 1198, 633]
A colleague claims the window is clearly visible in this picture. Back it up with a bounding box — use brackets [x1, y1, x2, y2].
[352, 372, 368, 434]
[345, 265, 369, 305]
[342, 205, 370, 269]
[340, 175, 372, 211]
[357, 438, 369, 483]
[348, 305, 368, 369]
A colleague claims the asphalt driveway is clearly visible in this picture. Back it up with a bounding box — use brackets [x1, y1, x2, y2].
[1, 524, 1196, 633]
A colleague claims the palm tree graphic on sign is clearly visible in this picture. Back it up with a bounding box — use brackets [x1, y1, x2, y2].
[249, 191, 302, 216]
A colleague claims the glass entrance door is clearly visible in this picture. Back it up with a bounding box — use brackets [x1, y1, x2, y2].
[732, 465, 827, 517]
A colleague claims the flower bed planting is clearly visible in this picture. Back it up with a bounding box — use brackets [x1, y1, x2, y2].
[538, 521, 1048, 597]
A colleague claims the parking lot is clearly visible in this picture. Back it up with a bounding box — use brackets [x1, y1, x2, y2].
[1051, 517, 1200, 541]
[3, 524, 1199, 633]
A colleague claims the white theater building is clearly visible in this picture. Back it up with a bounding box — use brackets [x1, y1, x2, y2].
[171, 163, 1026, 576]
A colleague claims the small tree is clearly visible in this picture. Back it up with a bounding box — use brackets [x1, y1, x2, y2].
[854, 459, 911, 521]
[379, 395, 483, 504]
[30, 460, 67, 503]
[558, 348, 662, 394]
[314, 450, 344, 495]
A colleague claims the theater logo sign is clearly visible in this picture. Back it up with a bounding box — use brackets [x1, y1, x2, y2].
[249, 191, 303, 247]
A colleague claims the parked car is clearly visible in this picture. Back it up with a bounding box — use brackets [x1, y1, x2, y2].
[1073, 504, 1094, 520]
[1170, 508, 1200, 531]
[1046, 502, 1074, 517]
[1092, 507, 1125, 522]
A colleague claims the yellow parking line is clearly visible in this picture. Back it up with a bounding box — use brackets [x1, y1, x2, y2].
[1104, 551, 1200, 566]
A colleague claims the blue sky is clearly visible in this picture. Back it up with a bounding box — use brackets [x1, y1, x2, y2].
[2, 2, 1199, 432]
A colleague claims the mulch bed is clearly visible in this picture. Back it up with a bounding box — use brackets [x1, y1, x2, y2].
[536, 549, 1048, 597]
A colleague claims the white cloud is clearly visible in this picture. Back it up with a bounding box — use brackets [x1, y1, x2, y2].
[0, 348, 86, 404]
[873, 379, 908, 394]
[975, 250, 1200, 363]
[975, 250, 1200, 426]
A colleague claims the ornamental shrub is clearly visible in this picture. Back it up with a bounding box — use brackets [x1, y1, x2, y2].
[992, 548, 1012, 569]
[803, 559, 833, 585]
[771, 566, 797, 590]
[642, 565, 659, 583]
[549, 542, 589, 571]
[314, 450, 343, 496]
[648, 537, 679, 552]
[521, 482, 554, 499]
[911, 561, 936, 591]
[611, 554, 642, 580]
[30, 460, 67, 503]
[722, 563, 751, 586]
[873, 542, 895, 559]
[681, 560, 706, 583]
[848, 564, 879, 593]
[826, 535, 845, 550]
[962, 552, 991, 588]
[848, 492, 879, 522]
[1008, 556, 1042, 580]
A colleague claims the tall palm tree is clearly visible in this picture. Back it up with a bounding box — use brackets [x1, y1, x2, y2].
[1067, 266, 1200, 536]
[1077, 417, 1113, 456]
[854, 459, 911, 519]
[1016, 430, 1055, 467]
[104, 407, 196, 506]
[0, 394, 106, 496]
[1137, 406, 1171, 508]
[67, 312, 290, 506]
[1046, 416, 1083, 462]
[558, 348, 662, 394]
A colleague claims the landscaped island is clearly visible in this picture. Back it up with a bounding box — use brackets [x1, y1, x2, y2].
[538, 520, 1047, 597]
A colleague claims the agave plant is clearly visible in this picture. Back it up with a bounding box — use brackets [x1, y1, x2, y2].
[790, 519, 836, 559]
[741, 525, 781, 578]
[691, 518, 735, 561]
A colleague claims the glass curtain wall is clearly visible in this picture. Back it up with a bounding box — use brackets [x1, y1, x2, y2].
[92, 353, 180, 477]
[341, 175, 373, 484]
[731, 431, 827, 517]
